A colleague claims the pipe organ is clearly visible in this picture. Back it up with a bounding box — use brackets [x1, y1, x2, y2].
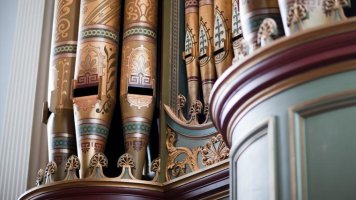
[22, 0, 356, 199]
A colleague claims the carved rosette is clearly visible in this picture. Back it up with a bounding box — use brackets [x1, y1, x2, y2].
[44, 0, 80, 181]
[199, 0, 216, 122]
[64, 155, 80, 180]
[213, 0, 233, 76]
[117, 153, 136, 180]
[120, 0, 158, 180]
[202, 134, 229, 166]
[73, 0, 121, 178]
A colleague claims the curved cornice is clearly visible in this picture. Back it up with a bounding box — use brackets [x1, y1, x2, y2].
[19, 161, 229, 199]
[210, 18, 356, 145]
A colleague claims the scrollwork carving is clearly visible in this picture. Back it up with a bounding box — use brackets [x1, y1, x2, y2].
[165, 127, 201, 181]
[151, 157, 160, 182]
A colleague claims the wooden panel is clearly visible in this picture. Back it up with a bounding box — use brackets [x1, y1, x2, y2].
[231, 118, 277, 200]
[289, 90, 356, 200]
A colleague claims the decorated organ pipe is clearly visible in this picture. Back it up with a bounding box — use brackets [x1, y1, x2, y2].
[231, 0, 245, 62]
[213, 0, 233, 76]
[198, 0, 216, 121]
[72, 0, 121, 178]
[42, 0, 80, 181]
[120, 0, 158, 179]
[183, 0, 200, 109]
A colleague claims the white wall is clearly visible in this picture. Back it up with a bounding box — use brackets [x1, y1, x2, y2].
[0, 0, 52, 199]
[0, 0, 19, 140]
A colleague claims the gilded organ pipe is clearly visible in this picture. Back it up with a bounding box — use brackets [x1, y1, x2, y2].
[43, 0, 80, 181]
[213, 0, 233, 76]
[231, 0, 245, 62]
[72, 0, 121, 178]
[120, 0, 158, 179]
[183, 0, 200, 112]
[198, 0, 216, 121]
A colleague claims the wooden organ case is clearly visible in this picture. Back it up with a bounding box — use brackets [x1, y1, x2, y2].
[20, 0, 230, 199]
[20, 0, 356, 199]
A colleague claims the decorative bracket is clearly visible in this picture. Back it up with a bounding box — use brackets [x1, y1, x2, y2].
[35, 169, 44, 187]
[323, 0, 349, 21]
[44, 161, 57, 184]
[117, 153, 137, 180]
[257, 18, 278, 47]
[287, 2, 308, 32]
[89, 153, 108, 178]
[64, 155, 80, 180]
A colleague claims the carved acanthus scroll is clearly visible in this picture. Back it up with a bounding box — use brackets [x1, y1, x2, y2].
[165, 127, 229, 181]
[166, 127, 201, 181]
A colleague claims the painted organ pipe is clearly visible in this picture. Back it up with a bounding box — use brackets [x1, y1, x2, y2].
[183, 0, 200, 109]
[213, 0, 233, 76]
[43, 0, 80, 181]
[72, 0, 121, 178]
[231, 0, 244, 63]
[198, 0, 216, 121]
[120, 0, 158, 179]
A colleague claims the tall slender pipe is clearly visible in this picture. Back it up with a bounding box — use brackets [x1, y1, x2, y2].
[72, 0, 121, 178]
[120, 0, 158, 179]
[199, 0, 216, 121]
[183, 0, 200, 108]
[213, 0, 233, 76]
[43, 0, 80, 181]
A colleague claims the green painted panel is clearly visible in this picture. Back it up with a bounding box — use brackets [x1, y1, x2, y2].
[305, 106, 356, 200]
[233, 69, 356, 199]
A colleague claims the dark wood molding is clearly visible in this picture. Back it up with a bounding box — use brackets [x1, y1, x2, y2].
[19, 162, 229, 200]
[210, 18, 356, 144]
[165, 166, 229, 199]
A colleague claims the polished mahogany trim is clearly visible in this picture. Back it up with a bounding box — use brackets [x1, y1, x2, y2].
[210, 19, 356, 144]
[27, 186, 164, 200]
[20, 165, 229, 200]
[165, 166, 229, 199]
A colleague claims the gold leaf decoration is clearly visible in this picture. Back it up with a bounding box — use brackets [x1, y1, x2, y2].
[165, 127, 201, 181]
[202, 134, 229, 166]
